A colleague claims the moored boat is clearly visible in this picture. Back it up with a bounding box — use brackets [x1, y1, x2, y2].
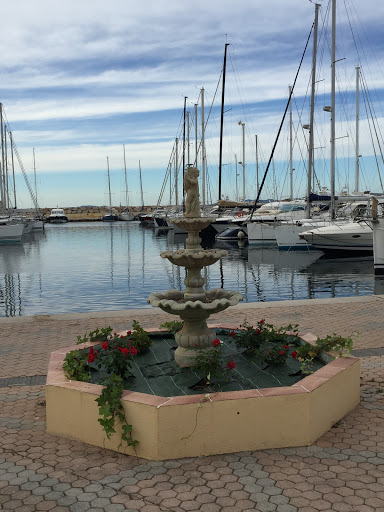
[48, 208, 68, 223]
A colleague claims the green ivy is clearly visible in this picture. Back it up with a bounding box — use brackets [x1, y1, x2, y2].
[76, 326, 113, 345]
[62, 350, 90, 381]
[159, 320, 183, 335]
[95, 374, 138, 449]
[296, 332, 357, 374]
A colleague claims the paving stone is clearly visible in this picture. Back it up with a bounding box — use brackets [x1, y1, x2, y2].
[76, 492, 98, 502]
[32, 486, 54, 496]
[90, 497, 114, 508]
[44, 491, 65, 501]
[68, 503, 91, 512]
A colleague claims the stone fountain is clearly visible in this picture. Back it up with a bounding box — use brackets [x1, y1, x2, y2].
[148, 167, 243, 367]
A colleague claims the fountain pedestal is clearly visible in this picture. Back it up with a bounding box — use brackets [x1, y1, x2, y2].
[148, 167, 243, 367]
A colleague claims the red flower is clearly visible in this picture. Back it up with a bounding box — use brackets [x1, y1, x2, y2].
[279, 350, 285, 355]
[292, 350, 298, 359]
[230, 330, 235, 338]
[121, 348, 130, 355]
[127, 330, 132, 335]
[120, 335, 124, 338]
[130, 346, 138, 356]
[212, 339, 221, 347]
[227, 360, 236, 370]
[113, 332, 117, 335]
[260, 319, 264, 324]
[102, 342, 108, 351]
[88, 348, 97, 363]
[255, 328, 261, 335]
[283, 345, 290, 349]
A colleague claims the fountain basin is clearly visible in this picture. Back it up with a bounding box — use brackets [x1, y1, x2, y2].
[148, 288, 242, 314]
[46, 327, 360, 460]
[160, 249, 227, 268]
[148, 289, 243, 366]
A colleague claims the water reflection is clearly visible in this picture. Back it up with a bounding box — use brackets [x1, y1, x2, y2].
[0, 222, 379, 317]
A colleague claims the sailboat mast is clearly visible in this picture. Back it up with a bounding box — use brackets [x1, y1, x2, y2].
[175, 139, 178, 206]
[255, 135, 259, 197]
[182, 96, 187, 211]
[0, 104, 5, 214]
[306, 2, 320, 218]
[289, 86, 293, 201]
[123, 144, 129, 208]
[10, 132, 17, 209]
[201, 88, 205, 206]
[355, 66, 360, 193]
[218, 43, 230, 202]
[33, 148, 37, 211]
[139, 160, 144, 210]
[330, 0, 336, 219]
[106, 157, 113, 215]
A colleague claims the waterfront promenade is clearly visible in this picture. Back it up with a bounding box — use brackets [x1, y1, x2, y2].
[0, 295, 383, 511]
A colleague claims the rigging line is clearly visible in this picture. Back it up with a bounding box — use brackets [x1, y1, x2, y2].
[250, 22, 314, 216]
[360, 69, 384, 151]
[360, 74, 384, 174]
[194, 71, 223, 163]
[347, 0, 384, 117]
[361, 82, 384, 192]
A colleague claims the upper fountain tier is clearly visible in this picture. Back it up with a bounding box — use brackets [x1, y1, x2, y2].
[160, 248, 227, 268]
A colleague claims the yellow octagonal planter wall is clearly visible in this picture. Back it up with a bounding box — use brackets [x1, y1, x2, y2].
[46, 329, 360, 461]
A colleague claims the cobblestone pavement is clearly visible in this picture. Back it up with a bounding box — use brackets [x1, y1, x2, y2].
[0, 296, 384, 511]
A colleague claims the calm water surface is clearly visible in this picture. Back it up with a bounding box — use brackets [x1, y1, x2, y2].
[0, 221, 382, 317]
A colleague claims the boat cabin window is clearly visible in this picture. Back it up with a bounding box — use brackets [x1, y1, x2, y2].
[279, 204, 306, 212]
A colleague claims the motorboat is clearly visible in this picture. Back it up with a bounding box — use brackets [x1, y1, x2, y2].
[299, 220, 373, 254]
[47, 208, 68, 224]
[0, 218, 25, 243]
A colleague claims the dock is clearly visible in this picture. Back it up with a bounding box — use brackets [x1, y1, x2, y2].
[0, 295, 383, 511]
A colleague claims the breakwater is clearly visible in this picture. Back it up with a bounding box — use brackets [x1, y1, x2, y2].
[25, 206, 157, 221]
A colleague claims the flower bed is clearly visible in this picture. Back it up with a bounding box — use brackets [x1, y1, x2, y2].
[46, 322, 360, 460]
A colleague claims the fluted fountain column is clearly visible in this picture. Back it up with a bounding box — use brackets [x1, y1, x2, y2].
[148, 167, 242, 367]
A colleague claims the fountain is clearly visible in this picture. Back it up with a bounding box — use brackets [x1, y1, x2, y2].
[148, 166, 243, 367]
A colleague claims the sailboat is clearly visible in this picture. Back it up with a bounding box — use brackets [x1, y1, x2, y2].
[102, 157, 119, 222]
[119, 145, 134, 221]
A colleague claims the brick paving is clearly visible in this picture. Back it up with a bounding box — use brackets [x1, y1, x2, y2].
[0, 295, 384, 511]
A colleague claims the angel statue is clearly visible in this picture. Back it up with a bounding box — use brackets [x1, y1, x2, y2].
[184, 167, 200, 218]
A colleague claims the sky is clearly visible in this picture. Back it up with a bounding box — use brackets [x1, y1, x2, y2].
[2, 0, 384, 209]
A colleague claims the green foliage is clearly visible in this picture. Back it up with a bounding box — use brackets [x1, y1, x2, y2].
[231, 320, 299, 354]
[192, 339, 235, 386]
[76, 326, 113, 345]
[62, 350, 90, 381]
[130, 320, 152, 353]
[259, 343, 291, 366]
[296, 332, 357, 374]
[160, 320, 183, 335]
[95, 374, 138, 449]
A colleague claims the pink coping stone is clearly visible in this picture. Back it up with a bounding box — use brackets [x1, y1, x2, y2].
[259, 386, 309, 397]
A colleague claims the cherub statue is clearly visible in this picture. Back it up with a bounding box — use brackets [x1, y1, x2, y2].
[184, 167, 200, 217]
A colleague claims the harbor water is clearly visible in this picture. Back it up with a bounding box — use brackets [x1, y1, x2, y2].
[0, 221, 383, 317]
